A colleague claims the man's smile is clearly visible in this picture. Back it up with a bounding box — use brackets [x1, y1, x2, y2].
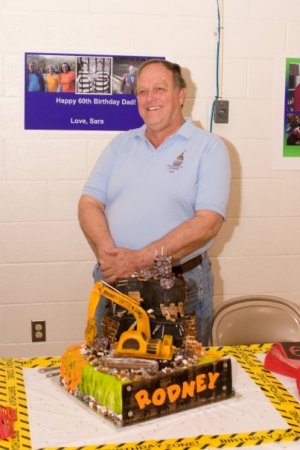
[147, 106, 161, 111]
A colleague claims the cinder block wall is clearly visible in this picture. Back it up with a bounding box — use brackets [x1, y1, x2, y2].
[1, 0, 300, 357]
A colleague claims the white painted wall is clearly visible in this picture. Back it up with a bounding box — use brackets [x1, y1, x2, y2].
[1, 0, 300, 357]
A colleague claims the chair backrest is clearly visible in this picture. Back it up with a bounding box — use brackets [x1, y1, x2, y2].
[211, 295, 300, 346]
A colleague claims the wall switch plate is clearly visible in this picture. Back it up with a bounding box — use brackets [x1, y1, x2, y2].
[214, 100, 229, 123]
[31, 320, 46, 342]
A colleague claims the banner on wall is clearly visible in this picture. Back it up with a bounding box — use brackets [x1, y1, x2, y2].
[273, 55, 300, 169]
[24, 52, 164, 131]
[284, 57, 300, 156]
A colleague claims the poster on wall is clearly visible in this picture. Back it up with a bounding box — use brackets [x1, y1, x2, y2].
[273, 55, 300, 169]
[24, 52, 163, 131]
[284, 57, 300, 156]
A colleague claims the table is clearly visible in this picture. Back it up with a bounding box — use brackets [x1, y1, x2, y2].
[0, 344, 300, 450]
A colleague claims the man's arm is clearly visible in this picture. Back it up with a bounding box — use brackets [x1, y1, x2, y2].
[152, 209, 223, 261]
[101, 210, 224, 282]
[78, 194, 115, 262]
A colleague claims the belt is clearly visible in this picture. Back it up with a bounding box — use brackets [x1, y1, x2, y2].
[172, 254, 204, 275]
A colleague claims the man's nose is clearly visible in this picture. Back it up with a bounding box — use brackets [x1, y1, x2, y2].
[145, 89, 155, 101]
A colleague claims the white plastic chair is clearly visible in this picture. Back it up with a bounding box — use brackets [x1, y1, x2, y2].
[211, 295, 300, 346]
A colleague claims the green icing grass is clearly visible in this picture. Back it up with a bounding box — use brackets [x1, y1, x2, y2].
[79, 364, 123, 414]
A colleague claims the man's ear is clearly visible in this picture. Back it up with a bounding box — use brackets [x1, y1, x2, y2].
[179, 88, 186, 107]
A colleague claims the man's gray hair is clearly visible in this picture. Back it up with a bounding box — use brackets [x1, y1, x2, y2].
[136, 59, 187, 91]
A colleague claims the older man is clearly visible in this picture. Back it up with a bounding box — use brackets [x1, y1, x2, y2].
[120, 65, 136, 94]
[78, 59, 231, 345]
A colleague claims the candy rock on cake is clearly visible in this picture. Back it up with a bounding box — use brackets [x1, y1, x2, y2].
[60, 256, 233, 426]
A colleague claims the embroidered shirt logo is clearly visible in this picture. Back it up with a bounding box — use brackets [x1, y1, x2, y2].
[168, 151, 185, 173]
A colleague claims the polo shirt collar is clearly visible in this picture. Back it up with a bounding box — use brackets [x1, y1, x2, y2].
[135, 116, 193, 141]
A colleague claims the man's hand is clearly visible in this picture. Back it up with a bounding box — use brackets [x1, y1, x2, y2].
[99, 247, 140, 283]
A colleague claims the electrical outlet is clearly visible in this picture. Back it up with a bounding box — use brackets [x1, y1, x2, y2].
[31, 320, 46, 342]
[214, 100, 229, 124]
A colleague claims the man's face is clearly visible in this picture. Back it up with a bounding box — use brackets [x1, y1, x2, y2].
[136, 63, 185, 134]
[28, 63, 35, 72]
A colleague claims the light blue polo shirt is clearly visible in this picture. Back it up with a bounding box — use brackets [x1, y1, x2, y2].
[82, 118, 231, 261]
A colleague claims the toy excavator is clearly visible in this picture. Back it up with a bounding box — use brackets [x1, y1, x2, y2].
[85, 280, 175, 360]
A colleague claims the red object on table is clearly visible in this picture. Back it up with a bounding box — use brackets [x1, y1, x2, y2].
[264, 342, 300, 394]
[0, 406, 17, 440]
[296, 368, 300, 394]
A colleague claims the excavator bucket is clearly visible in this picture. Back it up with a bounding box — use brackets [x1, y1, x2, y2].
[85, 318, 97, 346]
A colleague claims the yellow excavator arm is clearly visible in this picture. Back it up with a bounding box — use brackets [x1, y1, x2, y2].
[85, 280, 174, 360]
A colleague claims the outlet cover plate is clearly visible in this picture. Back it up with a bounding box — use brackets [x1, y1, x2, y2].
[214, 100, 229, 123]
[31, 320, 46, 342]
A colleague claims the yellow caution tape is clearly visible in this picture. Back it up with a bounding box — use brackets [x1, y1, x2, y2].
[22, 356, 61, 369]
[0, 359, 31, 450]
[0, 345, 299, 449]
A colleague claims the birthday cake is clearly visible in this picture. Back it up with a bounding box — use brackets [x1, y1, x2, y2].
[60, 257, 233, 426]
